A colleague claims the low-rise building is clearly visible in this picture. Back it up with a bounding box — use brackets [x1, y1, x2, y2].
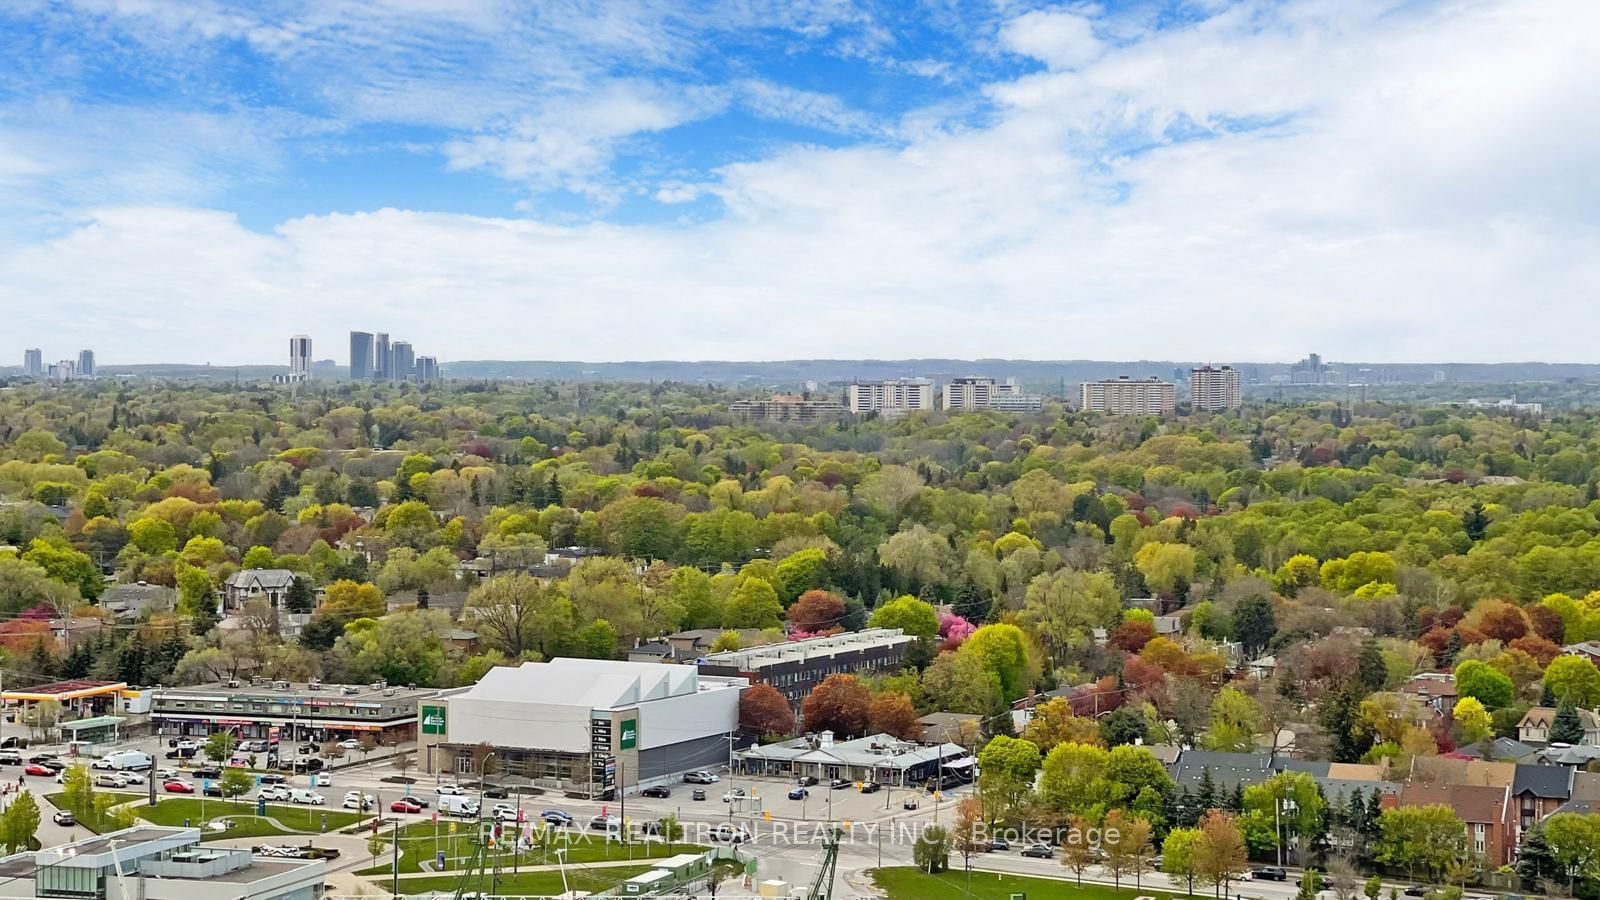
[1399, 673, 1459, 715]
[1563, 641, 1600, 665]
[150, 679, 443, 745]
[697, 629, 916, 707]
[1397, 782, 1513, 866]
[1511, 764, 1574, 845]
[415, 658, 747, 796]
[1079, 376, 1175, 415]
[729, 394, 845, 422]
[100, 582, 177, 621]
[736, 731, 972, 788]
[0, 825, 326, 900]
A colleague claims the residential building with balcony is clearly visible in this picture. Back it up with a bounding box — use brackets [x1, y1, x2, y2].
[1079, 376, 1176, 415]
[847, 378, 934, 415]
[1189, 365, 1242, 411]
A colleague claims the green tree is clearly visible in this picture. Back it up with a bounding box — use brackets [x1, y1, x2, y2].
[1162, 827, 1204, 895]
[220, 767, 255, 801]
[1375, 805, 1465, 881]
[1454, 660, 1514, 709]
[913, 824, 951, 873]
[23, 538, 101, 601]
[867, 595, 939, 640]
[772, 548, 831, 605]
[0, 790, 40, 853]
[1232, 595, 1276, 658]
[1542, 812, 1600, 894]
[1549, 697, 1586, 745]
[1241, 772, 1326, 860]
[1357, 640, 1388, 692]
[1543, 655, 1600, 707]
[959, 624, 1035, 703]
[722, 577, 783, 629]
[1203, 687, 1263, 752]
[284, 576, 315, 614]
[60, 765, 95, 818]
[204, 731, 237, 765]
[1133, 542, 1197, 595]
[976, 736, 1041, 821]
[128, 517, 179, 555]
[1021, 568, 1120, 665]
[1452, 696, 1493, 746]
[320, 580, 386, 622]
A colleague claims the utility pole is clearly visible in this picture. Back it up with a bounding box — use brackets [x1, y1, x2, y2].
[391, 819, 400, 896]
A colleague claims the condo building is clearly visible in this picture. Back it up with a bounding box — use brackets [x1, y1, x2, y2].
[1079, 376, 1176, 415]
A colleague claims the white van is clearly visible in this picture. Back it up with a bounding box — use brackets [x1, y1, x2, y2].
[93, 750, 153, 771]
[289, 789, 325, 805]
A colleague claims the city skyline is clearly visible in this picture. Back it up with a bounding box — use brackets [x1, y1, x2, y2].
[0, 0, 1593, 363]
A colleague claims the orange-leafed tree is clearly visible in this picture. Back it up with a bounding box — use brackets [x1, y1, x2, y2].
[801, 674, 871, 738]
[739, 683, 794, 738]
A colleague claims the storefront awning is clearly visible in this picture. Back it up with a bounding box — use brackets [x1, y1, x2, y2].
[942, 757, 977, 769]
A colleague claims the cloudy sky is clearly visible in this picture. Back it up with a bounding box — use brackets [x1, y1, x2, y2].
[1, 0, 1594, 366]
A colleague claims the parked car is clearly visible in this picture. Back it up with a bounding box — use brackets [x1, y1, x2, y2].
[154, 767, 180, 781]
[859, 781, 881, 794]
[94, 773, 129, 789]
[1253, 867, 1288, 881]
[691, 789, 706, 801]
[52, 811, 75, 826]
[437, 784, 467, 796]
[202, 783, 223, 797]
[1021, 844, 1054, 859]
[192, 767, 222, 780]
[23, 764, 51, 776]
[342, 791, 374, 810]
[902, 797, 919, 810]
[589, 814, 621, 832]
[493, 808, 520, 823]
[788, 786, 809, 800]
[259, 786, 291, 802]
[0, 737, 28, 749]
[391, 799, 423, 814]
[641, 785, 670, 798]
[796, 775, 818, 786]
[173, 739, 200, 752]
[163, 780, 194, 793]
[165, 748, 196, 760]
[483, 786, 509, 799]
[312, 773, 332, 787]
[1403, 888, 1430, 898]
[829, 779, 852, 790]
[988, 838, 1011, 852]
[683, 771, 719, 784]
[290, 789, 325, 805]
[121, 772, 146, 785]
[0, 753, 22, 766]
[710, 823, 750, 843]
[541, 809, 574, 826]
[337, 739, 360, 750]
[723, 788, 748, 803]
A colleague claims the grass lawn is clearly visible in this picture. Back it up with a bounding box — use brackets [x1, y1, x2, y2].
[387, 865, 652, 896]
[872, 867, 1194, 900]
[44, 793, 122, 834]
[356, 822, 694, 874]
[136, 798, 371, 836]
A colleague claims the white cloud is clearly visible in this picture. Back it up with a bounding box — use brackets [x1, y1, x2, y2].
[1, 0, 1598, 365]
[1001, 8, 1104, 70]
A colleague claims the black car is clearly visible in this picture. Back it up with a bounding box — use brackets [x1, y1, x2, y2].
[165, 748, 196, 760]
[483, 787, 509, 799]
[202, 783, 223, 797]
[192, 767, 222, 780]
[40, 760, 66, 772]
[1020, 844, 1054, 859]
[1403, 888, 1430, 898]
[398, 795, 429, 808]
[0, 753, 21, 766]
[796, 775, 818, 787]
[27, 754, 55, 765]
[1298, 869, 1327, 887]
[829, 779, 852, 790]
[641, 785, 671, 798]
[859, 781, 881, 794]
[259, 774, 288, 785]
[1, 737, 27, 749]
[1252, 867, 1288, 881]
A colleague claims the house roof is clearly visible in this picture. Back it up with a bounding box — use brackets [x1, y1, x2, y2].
[629, 642, 672, 657]
[1170, 751, 1277, 791]
[1400, 675, 1458, 697]
[1518, 706, 1600, 730]
[1455, 737, 1538, 762]
[1562, 641, 1600, 659]
[1398, 782, 1505, 824]
[99, 583, 175, 611]
[223, 569, 297, 589]
[1512, 764, 1574, 800]
[1409, 757, 1514, 787]
[741, 733, 967, 771]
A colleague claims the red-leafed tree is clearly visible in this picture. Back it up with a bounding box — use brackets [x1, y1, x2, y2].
[1508, 635, 1562, 667]
[801, 674, 871, 738]
[1109, 619, 1156, 654]
[786, 590, 846, 633]
[1529, 605, 1566, 643]
[868, 691, 921, 741]
[739, 683, 795, 738]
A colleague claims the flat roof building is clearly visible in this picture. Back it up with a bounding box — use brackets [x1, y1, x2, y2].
[1190, 365, 1242, 411]
[1080, 376, 1175, 415]
[0, 825, 326, 900]
[729, 394, 846, 422]
[847, 378, 934, 416]
[698, 628, 915, 707]
[150, 679, 444, 745]
[736, 731, 972, 788]
[942, 376, 1040, 412]
[416, 658, 747, 797]
[349, 331, 374, 380]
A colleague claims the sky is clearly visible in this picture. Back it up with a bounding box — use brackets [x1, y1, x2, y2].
[0, 0, 1595, 366]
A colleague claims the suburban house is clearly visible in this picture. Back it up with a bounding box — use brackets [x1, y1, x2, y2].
[99, 582, 177, 621]
[1398, 782, 1513, 867]
[1510, 764, 1574, 847]
[1399, 673, 1459, 715]
[1517, 706, 1600, 747]
[1562, 641, 1600, 665]
[222, 568, 298, 609]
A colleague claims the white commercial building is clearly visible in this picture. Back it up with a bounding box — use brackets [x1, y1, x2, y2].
[942, 376, 1041, 411]
[1189, 365, 1242, 411]
[287, 334, 312, 381]
[0, 826, 326, 900]
[847, 378, 935, 415]
[416, 658, 747, 797]
[1079, 376, 1176, 415]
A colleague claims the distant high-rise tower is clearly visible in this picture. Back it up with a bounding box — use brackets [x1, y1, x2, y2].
[349, 331, 374, 380]
[23, 349, 42, 376]
[1190, 366, 1243, 411]
[77, 350, 95, 377]
[390, 341, 415, 380]
[288, 335, 312, 381]
[374, 333, 391, 380]
[415, 356, 439, 382]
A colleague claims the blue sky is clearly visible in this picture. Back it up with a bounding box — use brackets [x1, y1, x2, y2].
[1, 0, 1595, 364]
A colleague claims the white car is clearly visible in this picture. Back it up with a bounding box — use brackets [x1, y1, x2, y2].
[343, 791, 374, 810]
[437, 784, 466, 796]
[258, 786, 291, 802]
[493, 807, 520, 823]
[155, 768, 180, 781]
[683, 771, 719, 784]
[337, 739, 360, 750]
[121, 772, 145, 786]
[174, 739, 199, 752]
[94, 773, 129, 788]
[290, 790, 325, 805]
[312, 773, 332, 787]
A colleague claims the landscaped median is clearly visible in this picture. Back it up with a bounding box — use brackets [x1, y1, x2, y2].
[354, 820, 698, 875]
[873, 867, 1194, 900]
[47, 792, 372, 838]
[377, 865, 656, 896]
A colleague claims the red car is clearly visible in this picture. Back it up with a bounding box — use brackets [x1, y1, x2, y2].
[23, 764, 51, 776]
[163, 780, 194, 794]
[390, 799, 423, 814]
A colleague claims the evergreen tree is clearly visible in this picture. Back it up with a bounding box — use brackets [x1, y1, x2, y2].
[1549, 698, 1586, 744]
[1227, 782, 1245, 813]
[1462, 502, 1489, 543]
[416, 586, 430, 609]
[1357, 640, 1388, 693]
[1319, 687, 1371, 763]
[26, 641, 56, 682]
[191, 600, 220, 636]
[1441, 631, 1463, 667]
[1515, 826, 1561, 890]
[1541, 679, 1558, 707]
[263, 477, 287, 512]
[1233, 594, 1277, 658]
[547, 472, 563, 507]
[284, 576, 315, 614]
[1196, 768, 1217, 813]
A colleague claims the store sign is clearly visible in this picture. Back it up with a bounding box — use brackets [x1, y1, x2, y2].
[619, 719, 638, 750]
[421, 705, 447, 735]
